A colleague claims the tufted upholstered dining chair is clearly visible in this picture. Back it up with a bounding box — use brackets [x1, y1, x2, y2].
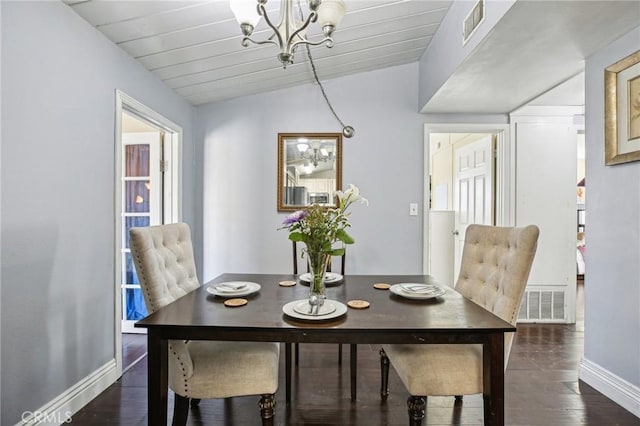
[130, 223, 280, 426]
[379, 224, 539, 425]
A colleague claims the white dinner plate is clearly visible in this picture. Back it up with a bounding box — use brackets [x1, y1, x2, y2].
[298, 272, 343, 284]
[389, 283, 446, 300]
[283, 299, 347, 321]
[207, 281, 261, 298]
[292, 300, 337, 316]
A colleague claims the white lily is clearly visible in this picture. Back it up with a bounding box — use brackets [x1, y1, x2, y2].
[336, 184, 369, 210]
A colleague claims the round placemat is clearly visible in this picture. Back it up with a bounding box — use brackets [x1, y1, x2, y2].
[347, 300, 370, 309]
[373, 283, 391, 290]
[224, 298, 248, 307]
[279, 280, 296, 287]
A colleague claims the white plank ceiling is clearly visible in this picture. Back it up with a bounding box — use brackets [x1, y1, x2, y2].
[64, 0, 452, 106]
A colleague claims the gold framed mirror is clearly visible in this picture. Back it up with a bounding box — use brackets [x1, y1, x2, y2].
[277, 133, 342, 212]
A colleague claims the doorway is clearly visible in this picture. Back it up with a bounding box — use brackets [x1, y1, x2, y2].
[114, 90, 182, 375]
[119, 113, 163, 334]
[423, 123, 512, 284]
[428, 132, 497, 284]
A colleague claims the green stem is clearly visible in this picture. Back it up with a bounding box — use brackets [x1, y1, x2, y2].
[307, 250, 329, 298]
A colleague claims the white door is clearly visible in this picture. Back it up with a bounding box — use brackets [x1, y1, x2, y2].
[453, 135, 494, 281]
[120, 123, 164, 333]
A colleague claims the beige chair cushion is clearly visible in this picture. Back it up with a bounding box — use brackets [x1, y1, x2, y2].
[172, 341, 280, 399]
[130, 223, 280, 399]
[382, 344, 482, 396]
[383, 224, 539, 397]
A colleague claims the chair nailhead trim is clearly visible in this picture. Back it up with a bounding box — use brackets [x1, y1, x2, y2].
[170, 343, 190, 397]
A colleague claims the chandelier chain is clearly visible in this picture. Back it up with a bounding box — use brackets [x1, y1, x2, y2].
[304, 44, 346, 129]
[297, 0, 354, 138]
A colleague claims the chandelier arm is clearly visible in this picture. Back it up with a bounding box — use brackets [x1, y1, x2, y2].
[286, 10, 318, 48]
[258, 1, 285, 49]
[242, 36, 280, 48]
[290, 36, 334, 50]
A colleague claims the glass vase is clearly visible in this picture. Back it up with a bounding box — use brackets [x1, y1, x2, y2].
[306, 250, 330, 312]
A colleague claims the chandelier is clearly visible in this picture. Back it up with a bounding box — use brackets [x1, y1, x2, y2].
[230, 0, 354, 139]
[297, 139, 334, 168]
[229, 0, 346, 68]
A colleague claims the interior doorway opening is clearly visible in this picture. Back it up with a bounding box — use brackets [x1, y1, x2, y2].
[423, 123, 512, 288]
[428, 132, 497, 285]
[114, 91, 182, 375]
[120, 111, 163, 334]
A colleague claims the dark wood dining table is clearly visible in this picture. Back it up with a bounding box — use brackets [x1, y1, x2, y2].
[135, 273, 515, 426]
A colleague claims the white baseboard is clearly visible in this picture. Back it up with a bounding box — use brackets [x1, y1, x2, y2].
[579, 358, 640, 418]
[16, 359, 118, 426]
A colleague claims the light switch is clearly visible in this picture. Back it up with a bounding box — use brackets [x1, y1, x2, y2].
[409, 203, 419, 216]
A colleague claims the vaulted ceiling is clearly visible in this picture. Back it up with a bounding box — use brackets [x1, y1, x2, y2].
[64, 0, 640, 113]
[63, 0, 452, 105]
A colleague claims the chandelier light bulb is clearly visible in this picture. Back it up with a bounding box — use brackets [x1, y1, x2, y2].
[229, 0, 261, 28]
[317, 0, 346, 36]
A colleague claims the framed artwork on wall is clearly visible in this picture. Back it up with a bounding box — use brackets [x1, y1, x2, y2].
[605, 50, 640, 165]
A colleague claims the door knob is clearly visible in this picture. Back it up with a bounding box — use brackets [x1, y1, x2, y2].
[452, 230, 459, 236]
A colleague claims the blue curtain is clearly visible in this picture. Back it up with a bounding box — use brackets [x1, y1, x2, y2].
[124, 144, 150, 321]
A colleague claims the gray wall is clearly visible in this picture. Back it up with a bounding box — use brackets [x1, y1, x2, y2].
[0, 2, 197, 424]
[417, 0, 515, 111]
[197, 63, 425, 281]
[583, 27, 640, 388]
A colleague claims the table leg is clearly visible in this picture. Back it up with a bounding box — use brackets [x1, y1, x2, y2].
[482, 333, 505, 426]
[350, 344, 357, 401]
[147, 329, 168, 425]
[285, 343, 292, 404]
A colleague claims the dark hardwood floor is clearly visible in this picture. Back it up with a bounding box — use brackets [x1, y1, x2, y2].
[122, 333, 147, 373]
[73, 284, 638, 425]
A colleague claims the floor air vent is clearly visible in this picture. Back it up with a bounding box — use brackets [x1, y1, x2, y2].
[518, 290, 565, 321]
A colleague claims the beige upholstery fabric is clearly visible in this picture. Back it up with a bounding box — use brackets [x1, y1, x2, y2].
[130, 223, 279, 399]
[130, 223, 199, 313]
[183, 341, 279, 399]
[383, 224, 539, 397]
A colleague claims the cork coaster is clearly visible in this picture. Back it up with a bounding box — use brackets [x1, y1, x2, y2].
[347, 300, 370, 309]
[224, 298, 248, 307]
[373, 283, 391, 290]
[279, 280, 296, 287]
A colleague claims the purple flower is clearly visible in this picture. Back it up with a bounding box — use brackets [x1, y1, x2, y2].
[283, 210, 308, 225]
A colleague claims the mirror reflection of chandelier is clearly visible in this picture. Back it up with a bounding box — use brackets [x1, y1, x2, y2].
[297, 138, 334, 167]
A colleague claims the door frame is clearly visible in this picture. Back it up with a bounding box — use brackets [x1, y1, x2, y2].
[114, 90, 183, 376]
[423, 123, 513, 275]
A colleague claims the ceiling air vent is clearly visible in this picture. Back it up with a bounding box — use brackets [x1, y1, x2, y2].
[463, 0, 485, 44]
